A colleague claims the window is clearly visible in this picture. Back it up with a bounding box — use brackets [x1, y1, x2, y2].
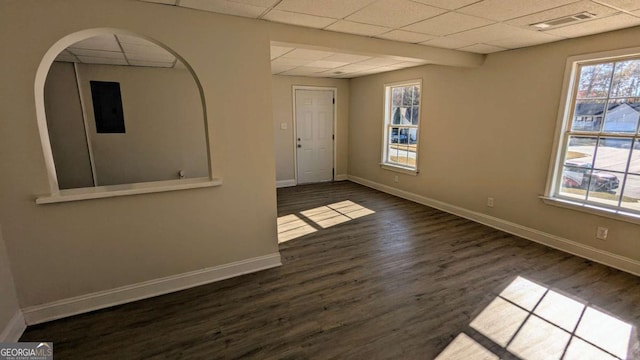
[382, 80, 421, 173]
[547, 51, 640, 219]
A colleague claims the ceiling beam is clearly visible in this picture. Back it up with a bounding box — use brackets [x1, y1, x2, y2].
[267, 21, 485, 68]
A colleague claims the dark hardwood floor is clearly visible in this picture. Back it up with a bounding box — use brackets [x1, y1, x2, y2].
[21, 181, 640, 359]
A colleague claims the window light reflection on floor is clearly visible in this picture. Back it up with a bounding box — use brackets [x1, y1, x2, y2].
[277, 200, 375, 243]
[439, 276, 634, 360]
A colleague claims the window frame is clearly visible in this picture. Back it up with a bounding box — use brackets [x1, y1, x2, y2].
[381, 79, 423, 175]
[543, 47, 640, 224]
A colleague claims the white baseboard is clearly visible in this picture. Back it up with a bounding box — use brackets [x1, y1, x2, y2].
[0, 311, 26, 342]
[22, 252, 282, 325]
[348, 175, 640, 277]
[276, 179, 296, 188]
[334, 174, 348, 181]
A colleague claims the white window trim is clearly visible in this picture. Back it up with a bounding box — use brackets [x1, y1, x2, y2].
[543, 46, 640, 224]
[381, 79, 423, 175]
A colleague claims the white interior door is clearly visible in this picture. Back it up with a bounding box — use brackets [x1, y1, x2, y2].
[295, 89, 334, 184]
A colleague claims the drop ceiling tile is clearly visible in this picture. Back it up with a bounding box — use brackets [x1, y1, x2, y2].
[597, 0, 640, 10]
[120, 43, 174, 56]
[346, 0, 447, 28]
[282, 48, 334, 60]
[389, 60, 429, 68]
[280, 66, 329, 76]
[55, 51, 77, 62]
[333, 63, 380, 72]
[129, 60, 175, 68]
[507, 0, 618, 28]
[486, 30, 565, 48]
[272, 63, 298, 74]
[270, 45, 294, 59]
[77, 56, 129, 65]
[230, 0, 279, 7]
[306, 60, 350, 68]
[325, 20, 391, 36]
[449, 23, 538, 43]
[274, 0, 377, 19]
[263, 10, 337, 28]
[140, 0, 177, 5]
[403, 12, 494, 36]
[420, 36, 475, 49]
[117, 35, 158, 47]
[126, 52, 176, 62]
[179, 0, 266, 18]
[271, 57, 313, 67]
[458, 0, 582, 21]
[458, 43, 507, 53]
[410, 0, 483, 10]
[376, 30, 436, 43]
[321, 53, 372, 62]
[69, 35, 120, 51]
[546, 13, 640, 37]
[68, 49, 126, 59]
[355, 57, 404, 66]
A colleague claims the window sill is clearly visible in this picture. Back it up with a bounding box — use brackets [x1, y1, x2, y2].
[539, 196, 640, 225]
[380, 163, 419, 176]
[36, 177, 222, 204]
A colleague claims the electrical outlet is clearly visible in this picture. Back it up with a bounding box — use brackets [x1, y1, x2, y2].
[596, 226, 608, 240]
[487, 197, 494, 208]
[394, 175, 399, 183]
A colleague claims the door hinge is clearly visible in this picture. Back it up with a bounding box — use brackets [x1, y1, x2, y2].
[332, 98, 335, 104]
[332, 134, 335, 140]
[332, 168, 335, 178]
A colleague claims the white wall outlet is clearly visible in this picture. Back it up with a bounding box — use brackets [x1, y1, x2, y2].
[596, 226, 608, 240]
[394, 175, 399, 183]
[487, 197, 494, 208]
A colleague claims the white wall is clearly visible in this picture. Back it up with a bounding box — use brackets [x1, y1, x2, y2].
[348, 26, 640, 270]
[0, 0, 278, 308]
[44, 62, 94, 189]
[76, 63, 209, 185]
[0, 225, 21, 341]
[272, 76, 349, 183]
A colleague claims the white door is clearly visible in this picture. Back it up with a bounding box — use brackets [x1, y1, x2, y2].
[295, 89, 334, 184]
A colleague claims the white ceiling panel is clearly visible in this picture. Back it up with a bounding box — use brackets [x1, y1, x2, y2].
[356, 57, 405, 66]
[230, 0, 279, 7]
[272, 63, 298, 74]
[306, 60, 350, 68]
[420, 36, 475, 49]
[458, 0, 583, 21]
[403, 12, 494, 36]
[68, 49, 126, 59]
[270, 45, 294, 59]
[410, 0, 483, 10]
[140, 0, 177, 5]
[325, 20, 390, 36]
[281, 66, 329, 76]
[597, 0, 640, 11]
[69, 35, 120, 51]
[180, 0, 266, 18]
[274, 0, 377, 19]
[546, 12, 640, 37]
[263, 10, 337, 28]
[271, 57, 312, 67]
[450, 23, 540, 43]
[487, 31, 565, 48]
[129, 60, 175, 68]
[321, 53, 372, 62]
[76, 56, 129, 65]
[376, 30, 436, 43]
[458, 43, 507, 53]
[345, 0, 447, 28]
[507, 1, 618, 28]
[282, 48, 334, 60]
[55, 50, 78, 62]
[333, 63, 380, 72]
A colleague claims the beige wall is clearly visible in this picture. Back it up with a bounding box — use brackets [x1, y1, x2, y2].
[272, 76, 349, 182]
[44, 62, 94, 189]
[76, 63, 209, 185]
[0, 0, 278, 307]
[0, 226, 20, 335]
[349, 27, 640, 263]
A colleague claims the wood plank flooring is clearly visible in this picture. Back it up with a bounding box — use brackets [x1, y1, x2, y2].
[21, 181, 640, 359]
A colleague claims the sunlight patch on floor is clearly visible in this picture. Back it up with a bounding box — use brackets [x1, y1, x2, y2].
[439, 276, 633, 359]
[434, 333, 498, 360]
[278, 200, 375, 243]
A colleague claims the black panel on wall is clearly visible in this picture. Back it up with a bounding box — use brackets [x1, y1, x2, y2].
[90, 81, 126, 133]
